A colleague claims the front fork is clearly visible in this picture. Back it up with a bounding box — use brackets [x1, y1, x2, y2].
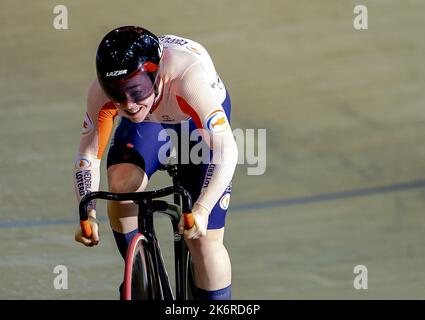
[137, 199, 194, 300]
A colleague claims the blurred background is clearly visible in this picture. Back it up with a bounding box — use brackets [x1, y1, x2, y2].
[1, 0, 425, 299]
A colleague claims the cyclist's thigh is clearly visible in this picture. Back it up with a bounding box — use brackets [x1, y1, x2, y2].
[108, 163, 147, 194]
[106, 119, 170, 232]
[107, 118, 169, 179]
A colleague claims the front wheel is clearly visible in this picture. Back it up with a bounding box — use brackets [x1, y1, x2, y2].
[123, 233, 156, 300]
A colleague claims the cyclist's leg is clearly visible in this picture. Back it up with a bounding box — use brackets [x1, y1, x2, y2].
[107, 163, 147, 233]
[187, 228, 232, 299]
[180, 90, 233, 299]
[107, 163, 145, 258]
[181, 163, 233, 299]
[106, 118, 168, 258]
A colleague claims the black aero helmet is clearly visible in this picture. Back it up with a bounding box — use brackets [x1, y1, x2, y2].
[96, 26, 163, 103]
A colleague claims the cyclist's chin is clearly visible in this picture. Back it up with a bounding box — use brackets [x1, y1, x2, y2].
[128, 113, 147, 123]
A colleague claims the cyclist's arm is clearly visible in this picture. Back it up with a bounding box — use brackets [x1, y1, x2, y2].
[73, 79, 118, 212]
[176, 62, 238, 213]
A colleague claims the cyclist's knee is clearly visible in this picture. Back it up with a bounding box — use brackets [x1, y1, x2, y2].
[108, 163, 148, 193]
[187, 228, 225, 256]
[107, 163, 148, 231]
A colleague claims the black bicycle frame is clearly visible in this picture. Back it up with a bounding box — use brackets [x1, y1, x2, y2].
[79, 184, 193, 300]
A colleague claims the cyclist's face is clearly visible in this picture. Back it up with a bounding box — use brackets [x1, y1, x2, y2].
[114, 91, 155, 123]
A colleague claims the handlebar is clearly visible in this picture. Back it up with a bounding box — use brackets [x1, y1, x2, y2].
[79, 186, 193, 238]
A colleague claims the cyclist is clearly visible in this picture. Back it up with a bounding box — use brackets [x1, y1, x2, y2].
[73, 26, 238, 300]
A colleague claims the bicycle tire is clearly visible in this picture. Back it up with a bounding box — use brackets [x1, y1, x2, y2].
[123, 233, 157, 300]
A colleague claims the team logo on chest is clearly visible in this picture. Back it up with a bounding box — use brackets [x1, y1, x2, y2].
[161, 114, 176, 122]
[206, 110, 229, 133]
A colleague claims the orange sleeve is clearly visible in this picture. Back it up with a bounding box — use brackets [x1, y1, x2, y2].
[97, 102, 118, 159]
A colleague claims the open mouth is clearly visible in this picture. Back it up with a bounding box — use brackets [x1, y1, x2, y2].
[124, 107, 142, 116]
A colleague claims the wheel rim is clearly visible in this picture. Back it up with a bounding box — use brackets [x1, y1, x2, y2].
[123, 233, 150, 300]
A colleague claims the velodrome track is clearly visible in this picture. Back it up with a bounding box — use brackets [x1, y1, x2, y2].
[1, 0, 425, 299]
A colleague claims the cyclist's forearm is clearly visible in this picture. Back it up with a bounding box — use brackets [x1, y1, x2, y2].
[195, 136, 238, 212]
[73, 153, 101, 211]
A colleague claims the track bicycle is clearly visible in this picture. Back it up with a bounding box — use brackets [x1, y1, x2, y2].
[79, 163, 198, 300]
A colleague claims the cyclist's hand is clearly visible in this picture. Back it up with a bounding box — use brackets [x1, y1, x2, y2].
[179, 203, 210, 240]
[75, 210, 100, 247]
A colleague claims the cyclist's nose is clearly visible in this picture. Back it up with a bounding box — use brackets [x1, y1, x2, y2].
[121, 101, 142, 112]
[124, 101, 137, 109]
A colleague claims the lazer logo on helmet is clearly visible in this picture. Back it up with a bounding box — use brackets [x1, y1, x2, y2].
[106, 69, 128, 77]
